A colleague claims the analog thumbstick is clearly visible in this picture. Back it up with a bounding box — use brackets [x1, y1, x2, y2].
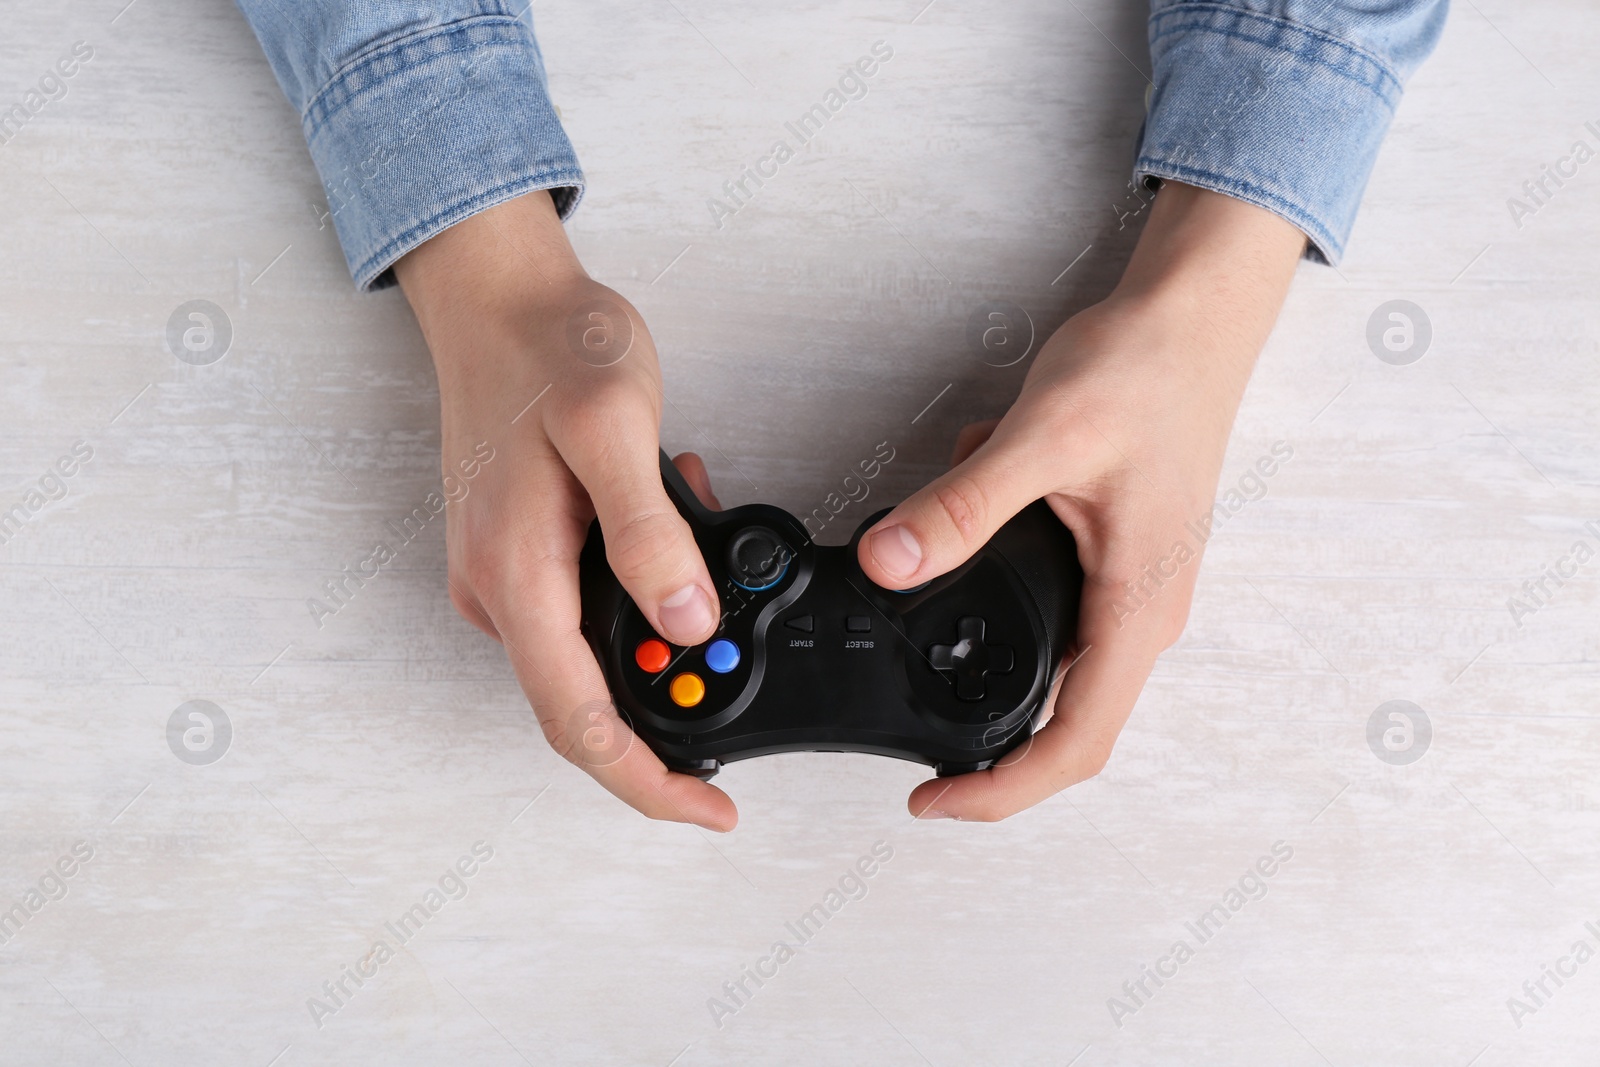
[725, 527, 790, 590]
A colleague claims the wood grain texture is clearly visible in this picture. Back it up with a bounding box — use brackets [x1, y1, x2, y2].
[1, 0, 1597, 1064]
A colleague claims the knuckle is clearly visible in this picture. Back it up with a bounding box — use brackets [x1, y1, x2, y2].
[1156, 597, 1193, 649]
[930, 474, 990, 545]
[605, 509, 689, 587]
[641, 804, 682, 825]
[1096, 533, 1198, 643]
[960, 797, 1016, 824]
[538, 698, 628, 771]
[1019, 392, 1098, 457]
[1074, 733, 1116, 781]
[458, 541, 512, 596]
[454, 533, 563, 613]
[535, 708, 580, 762]
[447, 574, 481, 621]
[547, 374, 652, 443]
[1097, 554, 1148, 596]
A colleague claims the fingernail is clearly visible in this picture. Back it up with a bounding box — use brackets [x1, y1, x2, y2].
[869, 525, 922, 581]
[659, 584, 715, 644]
[918, 808, 957, 820]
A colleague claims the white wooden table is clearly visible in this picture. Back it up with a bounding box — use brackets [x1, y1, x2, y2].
[2, 1, 1597, 1063]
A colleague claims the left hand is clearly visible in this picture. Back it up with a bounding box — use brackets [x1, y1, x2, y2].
[855, 182, 1307, 821]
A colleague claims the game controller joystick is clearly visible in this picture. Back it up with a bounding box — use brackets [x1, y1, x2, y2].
[578, 452, 1084, 778]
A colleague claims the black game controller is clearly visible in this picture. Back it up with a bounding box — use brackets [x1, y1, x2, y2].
[579, 453, 1084, 778]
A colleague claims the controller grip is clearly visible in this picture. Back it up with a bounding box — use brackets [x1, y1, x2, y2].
[657, 450, 713, 520]
[978, 502, 1083, 669]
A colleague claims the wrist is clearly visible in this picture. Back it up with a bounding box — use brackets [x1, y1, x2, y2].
[1108, 181, 1305, 350]
[396, 189, 591, 354]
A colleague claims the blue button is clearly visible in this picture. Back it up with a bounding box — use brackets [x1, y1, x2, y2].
[704, 639, 740, 674]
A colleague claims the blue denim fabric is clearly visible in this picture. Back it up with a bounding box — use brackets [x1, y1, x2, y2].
[235, 0, 583, 290]
[237, 1, 1445, 289]
[1137, 1, 1449, 263]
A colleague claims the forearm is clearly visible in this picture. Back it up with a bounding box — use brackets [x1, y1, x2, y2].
[1110, 181, 1306, 387]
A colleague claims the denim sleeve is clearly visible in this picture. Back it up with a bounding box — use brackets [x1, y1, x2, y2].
[1136, 1, 1448, 264]
[234, 0, 584, 290]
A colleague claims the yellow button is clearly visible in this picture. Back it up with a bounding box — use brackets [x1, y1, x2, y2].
[669, 672, 706, 708]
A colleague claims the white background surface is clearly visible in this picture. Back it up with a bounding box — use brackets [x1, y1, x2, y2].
[2, 0, 1598, 1064]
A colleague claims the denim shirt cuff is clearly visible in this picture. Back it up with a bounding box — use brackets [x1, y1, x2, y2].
[1134, 4, 1408, 265]
[302, 14, 584, 291]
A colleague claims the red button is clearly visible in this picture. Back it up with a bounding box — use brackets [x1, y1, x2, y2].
[635, 638, 671, 673]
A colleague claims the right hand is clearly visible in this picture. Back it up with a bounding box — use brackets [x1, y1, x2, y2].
[395, 190, 737, 831]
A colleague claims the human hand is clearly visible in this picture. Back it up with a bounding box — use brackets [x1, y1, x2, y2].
[856, 182, 1307, 820]
[395, 190, 737, 831]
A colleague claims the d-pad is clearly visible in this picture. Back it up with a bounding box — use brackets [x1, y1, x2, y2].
[928, 616, 1014, 701]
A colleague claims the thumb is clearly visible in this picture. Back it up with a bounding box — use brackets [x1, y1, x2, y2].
[563, 439, 720, 648]
[857, 430, 1054, 589]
